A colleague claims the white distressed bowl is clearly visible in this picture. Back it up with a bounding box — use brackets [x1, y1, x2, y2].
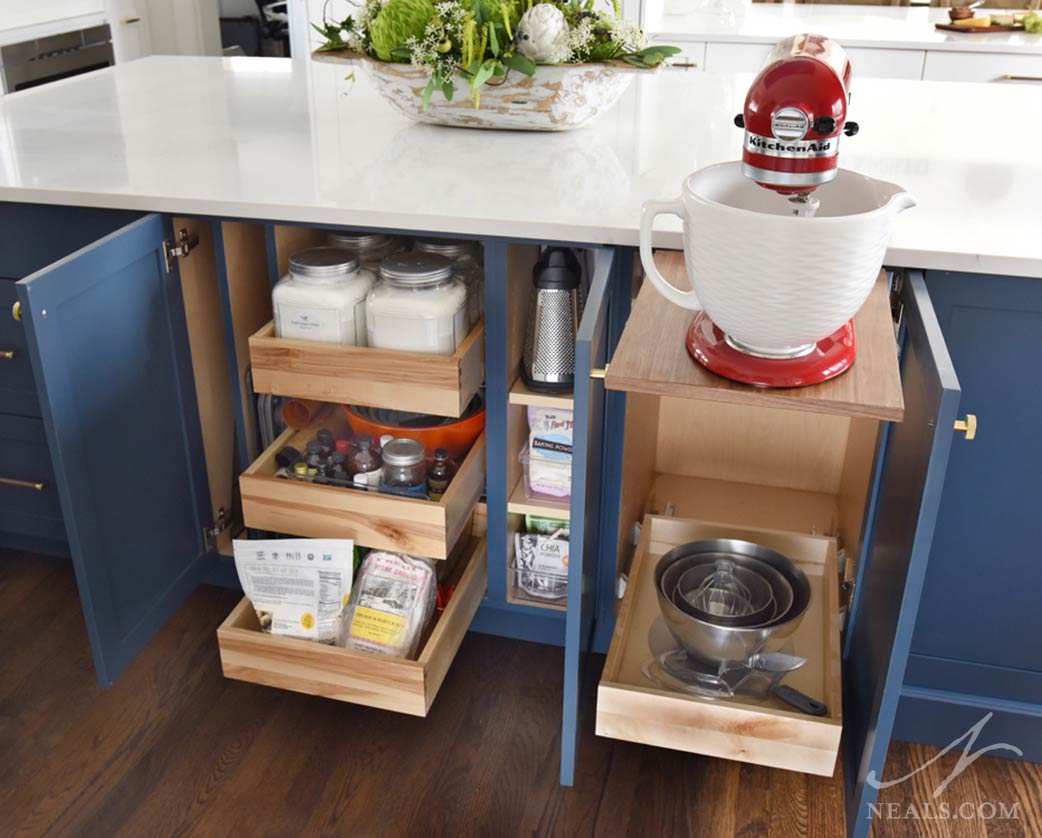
[313, 51, 644, 131]
[640, 162, 916, 356]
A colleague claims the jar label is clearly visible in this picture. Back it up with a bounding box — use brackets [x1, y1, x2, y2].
[276, 304, 339, 343]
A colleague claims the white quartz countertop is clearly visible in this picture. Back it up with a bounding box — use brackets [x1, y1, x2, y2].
[0, 56, 1038, 277]
[648, 3, 1042, 55]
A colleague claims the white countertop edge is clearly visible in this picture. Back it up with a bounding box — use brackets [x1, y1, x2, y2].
[2, 187, 1036, 280]
[652, 30, 1042, 56]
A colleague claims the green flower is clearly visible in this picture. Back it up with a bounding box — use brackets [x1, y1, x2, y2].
[369, 0, 437, 61]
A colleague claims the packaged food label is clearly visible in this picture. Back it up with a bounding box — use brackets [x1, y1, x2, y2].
[276, 303, 340, 343]
[233, 538, 354, 643]
[349, 606, 407, 647]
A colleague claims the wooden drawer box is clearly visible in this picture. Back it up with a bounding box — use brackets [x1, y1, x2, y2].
[239, 407, 485, 559]
[217, 526, 487, 715]
[248, 320, 485, 418]
[597, 516, 842, 777]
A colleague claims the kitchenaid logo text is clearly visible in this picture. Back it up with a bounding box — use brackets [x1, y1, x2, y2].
[744, 132, 838, 159]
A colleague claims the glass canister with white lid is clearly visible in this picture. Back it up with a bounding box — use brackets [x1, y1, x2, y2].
[366, 252, 468, 355]
[413, 237, 483, 329]
[273, 247, 376, 346]
[327, 231, 407, 273]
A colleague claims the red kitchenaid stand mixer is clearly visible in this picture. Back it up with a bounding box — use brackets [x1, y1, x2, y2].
[688, 34, 862, 388]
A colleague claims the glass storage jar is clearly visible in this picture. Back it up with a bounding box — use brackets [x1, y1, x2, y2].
[273, 247, 375, 346]
[366, 253, 468, 355]
[327, 231, 406, 273]
[380, 438, 428, 498]
[413, 237, 484, 329]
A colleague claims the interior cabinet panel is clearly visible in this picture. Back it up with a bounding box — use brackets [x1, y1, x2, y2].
[176, 216, 238, 552]
[655, 397, 852, 494]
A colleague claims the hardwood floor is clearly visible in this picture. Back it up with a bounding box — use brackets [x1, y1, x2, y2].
[1, 550, 1040, 838]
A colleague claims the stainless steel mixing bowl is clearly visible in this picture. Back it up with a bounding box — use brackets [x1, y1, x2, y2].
[654, 539, 811, 665]
[671, 558, 791, 628]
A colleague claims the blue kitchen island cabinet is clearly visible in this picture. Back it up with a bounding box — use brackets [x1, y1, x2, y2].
[0, 204, 142, 558]
[589, 251, 966, 838]
[0, 204, 1017, 838]
[893, 271, 1042, 764]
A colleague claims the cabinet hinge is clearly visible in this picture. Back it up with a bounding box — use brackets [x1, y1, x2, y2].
[164, 228, 201, 272]
[203, 506, 230, 551]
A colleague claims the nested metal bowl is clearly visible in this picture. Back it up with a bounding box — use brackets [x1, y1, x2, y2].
[654, 539, 811, 665]
[671, 559, 790, 628]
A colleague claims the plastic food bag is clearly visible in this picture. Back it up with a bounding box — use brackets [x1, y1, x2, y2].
[233, 538, 355, 643]
[527, 407, 573, 498]
[340, 551, 437, 659]
[515, 532, 569, 600]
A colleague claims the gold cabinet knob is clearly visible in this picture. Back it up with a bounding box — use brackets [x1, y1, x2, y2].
[953, 414, 977, 441]
[11, 301, 21, 321]
[0, 349, 14, 360]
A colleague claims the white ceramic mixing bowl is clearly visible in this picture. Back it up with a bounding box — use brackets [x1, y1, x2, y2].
[640, 162, 915, 357]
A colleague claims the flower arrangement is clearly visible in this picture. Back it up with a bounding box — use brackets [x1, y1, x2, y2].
[314, 0, 679, 108]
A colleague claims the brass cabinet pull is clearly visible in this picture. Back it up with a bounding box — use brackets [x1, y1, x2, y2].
[1003, 74, 1042, 82]
[0, 476, 45, 491]
[590, 364, 610, 380]
[11, 301, 21, 321]
[0, 349, 14, 360]
[953, 414, 978, 441]
[120, 17, 141, 24]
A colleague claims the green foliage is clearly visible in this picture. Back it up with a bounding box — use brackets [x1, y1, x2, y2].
[370, 0, 436, 60]
[1025, 12, 1042, 33]
[313, 0, 680, 108]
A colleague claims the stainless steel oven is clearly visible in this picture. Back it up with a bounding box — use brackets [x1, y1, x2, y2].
[0, 25, 114, 94]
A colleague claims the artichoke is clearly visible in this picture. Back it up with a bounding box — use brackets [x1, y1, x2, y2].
[369, 0, 436, 61]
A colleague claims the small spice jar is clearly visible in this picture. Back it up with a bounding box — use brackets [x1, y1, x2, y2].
[366, 253, 468, 355]
[327, 231, 406, 273]
[380, 438, 428, 498]
[413, 237, 483, 329]
[273, 247, 375, 346]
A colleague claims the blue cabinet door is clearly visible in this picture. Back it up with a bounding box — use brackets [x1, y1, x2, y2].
[16, 214, 215, 687]
[560, 247, 616, 785]
[910, 271, 1042, 677]
[842, 271, 961, 837]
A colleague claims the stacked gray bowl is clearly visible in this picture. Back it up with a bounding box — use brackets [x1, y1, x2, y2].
[655, 539, 811, 665]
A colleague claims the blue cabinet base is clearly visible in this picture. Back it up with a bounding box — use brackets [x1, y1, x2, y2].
[0, 530, 69, 558]
[894, 685, 1042, 764]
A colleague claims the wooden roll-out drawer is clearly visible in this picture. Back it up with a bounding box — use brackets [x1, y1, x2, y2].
[217, 523, 487, 716]
[248, 319, 485, 417]
[597, 516, 842, 777]
[239, 406, 485, 559]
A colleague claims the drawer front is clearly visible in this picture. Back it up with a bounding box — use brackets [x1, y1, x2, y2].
[0, 414, 65, 540]
[845, 47, 924, 81]
[704, 41, 771, 75]
[240, 406, 485, 559]
[923, 50, 1042, 83]
[217, 530, 487, 715]
[0, 281, 40, 417]
[597, 516, 843, 777]
[249, 319, 485, 418]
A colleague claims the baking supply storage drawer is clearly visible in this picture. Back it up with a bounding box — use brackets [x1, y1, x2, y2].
[239, 406, 485, 559]
[597, 516, 843, 776]
[248, 318, 485, 418]
[217, 524, 487, 715]
[0, 280, 39, 417]
[0, 414, 65, 540]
